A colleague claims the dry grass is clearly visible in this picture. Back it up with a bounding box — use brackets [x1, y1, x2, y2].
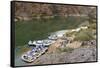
[66, 41, 82, 49]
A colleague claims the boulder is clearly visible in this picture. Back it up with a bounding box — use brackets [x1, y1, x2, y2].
[82, 40, 96, 46]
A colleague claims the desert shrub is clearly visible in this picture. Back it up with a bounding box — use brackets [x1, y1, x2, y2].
[58, 47, 74, 52]
[88, 23, 96, 29]
[66, 31, 77, 37]
[78, 21, 89, 27]
[66, 32, 72, 37]
[74, 30, 94, 41]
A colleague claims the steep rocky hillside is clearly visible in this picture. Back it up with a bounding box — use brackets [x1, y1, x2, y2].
[14, 2, 96, 21]
[33, 46, 96, 64]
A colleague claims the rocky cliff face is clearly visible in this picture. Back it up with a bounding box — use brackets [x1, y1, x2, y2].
[14, 2, 96, 21]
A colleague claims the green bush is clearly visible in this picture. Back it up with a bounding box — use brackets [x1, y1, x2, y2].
[74, 30, 94, 41]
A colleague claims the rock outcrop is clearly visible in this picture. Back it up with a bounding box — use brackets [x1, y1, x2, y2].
[33, 46, 97, 64]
